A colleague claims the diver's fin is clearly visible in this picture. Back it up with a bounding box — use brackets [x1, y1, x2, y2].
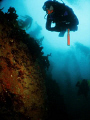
[58, 31, 65, 37]
[67, 29, 70, 46]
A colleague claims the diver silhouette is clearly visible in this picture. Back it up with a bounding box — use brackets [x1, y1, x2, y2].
[76, 79, 89, 98]
[42, 0, 79, 37]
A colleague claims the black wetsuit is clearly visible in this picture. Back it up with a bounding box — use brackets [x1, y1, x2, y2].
[44, 1, 79, 32]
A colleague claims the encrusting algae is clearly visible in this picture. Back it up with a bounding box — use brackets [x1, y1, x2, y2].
[0, 7, 48, 120]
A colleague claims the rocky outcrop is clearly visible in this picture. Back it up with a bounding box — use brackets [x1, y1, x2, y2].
[0, 7, 47, 120]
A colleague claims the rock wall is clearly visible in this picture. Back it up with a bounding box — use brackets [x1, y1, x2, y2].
[0, 8, 47, 120]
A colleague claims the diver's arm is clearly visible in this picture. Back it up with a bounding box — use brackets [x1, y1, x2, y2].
[46, 19, 61, 32]
[46, 18, 54, 31]
[46, 15, 61, 31]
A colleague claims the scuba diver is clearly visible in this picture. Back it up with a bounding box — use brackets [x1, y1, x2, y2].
[42, 0, 79, 37]
[76, 79, 89, 98]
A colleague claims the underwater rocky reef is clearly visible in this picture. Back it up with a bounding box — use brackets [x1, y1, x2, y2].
[0, 7, 48, 120]
[0, 7, 69, 120]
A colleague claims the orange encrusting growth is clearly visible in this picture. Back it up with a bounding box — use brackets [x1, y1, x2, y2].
[67, 29, 70, 46]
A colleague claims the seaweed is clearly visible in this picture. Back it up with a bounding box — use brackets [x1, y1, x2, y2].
[18, 15, 33, 30]
[5, 7, 18, 22]
[0, 7, 5, 22]
[45, 73, 68, 120]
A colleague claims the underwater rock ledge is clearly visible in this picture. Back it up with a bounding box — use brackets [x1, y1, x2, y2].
[0, 7, 47, 120]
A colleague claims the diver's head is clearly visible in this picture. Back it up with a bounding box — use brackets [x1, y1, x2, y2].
[42, 1, 50, 11]
[42, 0, 56, 10]
[42, 1, 54, 14]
